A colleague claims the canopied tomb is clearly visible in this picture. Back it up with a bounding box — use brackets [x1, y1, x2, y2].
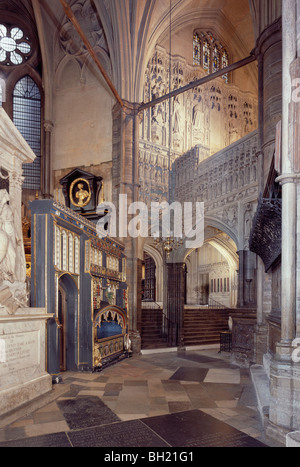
[30, 196, 130, 379]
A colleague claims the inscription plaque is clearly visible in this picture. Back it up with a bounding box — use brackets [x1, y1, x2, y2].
[0, 331, 40, 376]
[68, 419, 169, 447]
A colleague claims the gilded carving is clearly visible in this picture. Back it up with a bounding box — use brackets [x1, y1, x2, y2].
[69, 178, 91, 208]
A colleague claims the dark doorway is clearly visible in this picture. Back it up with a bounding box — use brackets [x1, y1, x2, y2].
[200, 273, 210, 305]
[143, 253, 156, 302]
[58, 274, 78, 372]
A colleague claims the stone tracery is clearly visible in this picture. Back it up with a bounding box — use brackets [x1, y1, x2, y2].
[139, 44, 258, 207]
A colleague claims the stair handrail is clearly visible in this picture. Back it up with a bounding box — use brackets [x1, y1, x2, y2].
[142, 300, 162, 309]
[208, 298, 229, 310]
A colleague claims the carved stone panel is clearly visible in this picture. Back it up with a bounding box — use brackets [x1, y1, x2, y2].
[231, 314, 257, 367]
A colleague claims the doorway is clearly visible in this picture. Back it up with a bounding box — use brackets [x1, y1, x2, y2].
[143, 253, 156, 302]
[58, 274, 78, 372]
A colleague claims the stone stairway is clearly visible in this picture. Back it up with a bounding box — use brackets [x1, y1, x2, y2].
[141, 309, 168, 350]
[183, 307, 230, 346]
[141, 307, 231, 349]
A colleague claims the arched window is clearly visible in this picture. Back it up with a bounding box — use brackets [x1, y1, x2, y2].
[193, 31, 229, 83]
[0, 16, 42, 192]
[13, 76, 41, 189]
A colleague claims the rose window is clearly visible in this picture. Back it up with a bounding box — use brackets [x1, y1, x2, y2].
[0, 24, 31, 66]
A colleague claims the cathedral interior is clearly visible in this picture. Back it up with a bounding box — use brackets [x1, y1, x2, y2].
[0, 0, 300, 449]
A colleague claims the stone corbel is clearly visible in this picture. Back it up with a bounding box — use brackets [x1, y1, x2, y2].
[44, 120, 54, 134]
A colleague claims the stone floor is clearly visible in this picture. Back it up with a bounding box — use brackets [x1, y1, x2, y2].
[0, 347, 284, 448]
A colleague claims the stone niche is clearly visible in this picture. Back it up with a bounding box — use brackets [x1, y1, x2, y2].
[0, 108, 52, 417]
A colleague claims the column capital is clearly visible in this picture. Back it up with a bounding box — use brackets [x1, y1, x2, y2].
[254, 17, 282, 57]
[113, 100, 140, 116]
[275, 173, 300, 185]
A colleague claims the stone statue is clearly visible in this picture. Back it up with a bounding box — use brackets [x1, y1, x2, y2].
[0, 189, 18, 283]
[0, 189, 27, 313]
[193, 103, 203, 128]
[173, 96, 182, 134]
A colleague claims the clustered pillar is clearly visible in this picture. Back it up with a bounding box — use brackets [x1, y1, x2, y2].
[112, 101, 143, 353]
[268, 0, 300, 439]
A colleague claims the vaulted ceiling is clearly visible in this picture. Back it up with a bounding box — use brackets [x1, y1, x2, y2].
[0, 1, 281, 102]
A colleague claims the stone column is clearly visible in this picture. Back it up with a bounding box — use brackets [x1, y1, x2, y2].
[255, 257, 270, 364]
[253, 14, 282, 363]
[237, 250, 257, 308]
[112, 101, 142, 353]
[255, 18, 282, 188]
[275, 0, 297, 355]
[267, 0, 300, 442]
[257, 53, 265, 196]
[42, 121, 54, 199]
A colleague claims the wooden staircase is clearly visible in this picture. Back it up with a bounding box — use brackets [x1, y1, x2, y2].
[183, 307, 230, 346]
[141, 308, 168, 350]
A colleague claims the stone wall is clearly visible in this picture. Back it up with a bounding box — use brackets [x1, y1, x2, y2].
[172, 131, 259, 253]
[139, 45, 258, 207]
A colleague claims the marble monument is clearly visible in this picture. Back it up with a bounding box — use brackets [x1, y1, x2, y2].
[0, 107, 52, 417]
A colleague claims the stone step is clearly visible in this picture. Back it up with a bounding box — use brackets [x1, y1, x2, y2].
[183, 309, 229, 346]
[184, 321, 228, 329]
[141, 308, 230, 348]
[185, 323, 227, 328]
[142, 342, 168, 350]
[141, 309, 167, 349]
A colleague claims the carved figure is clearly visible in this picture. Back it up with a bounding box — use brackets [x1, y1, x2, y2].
[0, 190, 19, 283]
[76, 183, 89, 207]
[173, 96, 182, 134]
[0, 189, 27, 314]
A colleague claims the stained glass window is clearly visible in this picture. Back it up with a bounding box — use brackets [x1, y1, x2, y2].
[203, 39, 210, 72]
[0, 24, 31, 66]
[193, 31, 229, 81]
[193, 33, 201, 66]
[222, 50, 229, 83]
[213, 45, 219, 73]
[13, 76, 41, 189]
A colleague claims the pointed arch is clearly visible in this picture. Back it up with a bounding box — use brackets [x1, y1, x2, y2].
[13, 74, 41, 189]
[144, 242, 164, 302]
[54, 55, 82, 91]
